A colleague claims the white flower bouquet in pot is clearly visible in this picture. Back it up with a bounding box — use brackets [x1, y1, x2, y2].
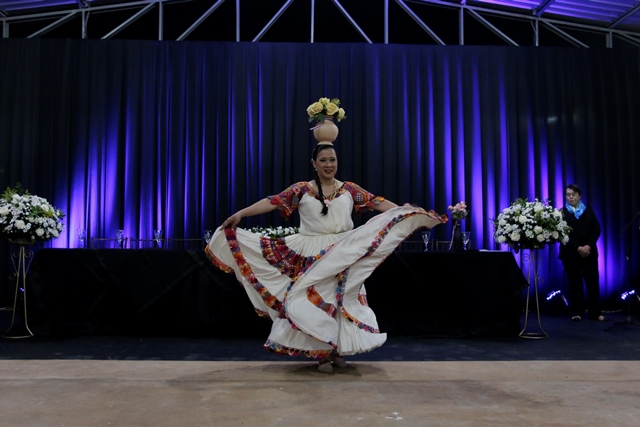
[0, 183, 65, 244]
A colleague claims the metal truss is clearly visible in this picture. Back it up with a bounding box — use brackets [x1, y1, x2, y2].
[1, 0, 639, 48]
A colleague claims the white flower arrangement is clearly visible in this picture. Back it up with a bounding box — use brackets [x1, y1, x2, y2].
[492, 198, 571, 252]
[306, 97, 346, 123]
[0, 183, 65, 243]
[249, 225, 299, 239]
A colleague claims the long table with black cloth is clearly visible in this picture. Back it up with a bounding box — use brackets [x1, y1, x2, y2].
[21, 249, 528, 338]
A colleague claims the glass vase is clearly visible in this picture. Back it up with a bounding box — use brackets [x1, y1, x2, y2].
[450, 220, 464, 251]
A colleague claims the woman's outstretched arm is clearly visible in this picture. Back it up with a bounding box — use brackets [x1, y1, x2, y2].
[220, 198, 278, 229]
[373, 199, 398, 212]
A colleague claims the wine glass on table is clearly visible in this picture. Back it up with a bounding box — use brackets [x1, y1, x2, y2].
[462, 232, 471, 250]
[77, 228, 87, 248]
[153, 229, 163, 248]
[116, 229, 125, 249]
[421, 230, 432, 252]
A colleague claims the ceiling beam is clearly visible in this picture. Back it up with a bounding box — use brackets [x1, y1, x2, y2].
[102, 2, 155, 39]
[541, 21, 589, 48]
[1, 0, 639, 46]
[609, 3, 640, 30]
[396, 0, 446, 45]
[466, 7, 519, 46]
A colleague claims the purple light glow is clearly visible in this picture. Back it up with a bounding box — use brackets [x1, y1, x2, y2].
[469, 61, 483, 249]
[426, 61, 436, 207]
[31, 42, 629, 308]
[441, 61, 453, 208]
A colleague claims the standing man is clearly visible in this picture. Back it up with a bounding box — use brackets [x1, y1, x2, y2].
[559, 184, 605, 321]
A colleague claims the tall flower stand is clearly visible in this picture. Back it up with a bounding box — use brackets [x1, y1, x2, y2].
[2, 239, 35, 338]
[518, 247, 549, 339]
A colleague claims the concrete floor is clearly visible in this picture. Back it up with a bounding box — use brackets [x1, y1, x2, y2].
[1, 359, 639, 427]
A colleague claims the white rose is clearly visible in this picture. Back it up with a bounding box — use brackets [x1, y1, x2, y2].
[499, 218, 507, 226]
[52, 230, 59, 238]
[533, 203, 543, 212]
[552, 231, 559, 239]
[36, 228, 45, 236]
[497, 235, 506, 243]
[15, 220, 25, 229]
[561, 235, 569, 244]
[553, 211, 562, 219]
[510, 232, 521, 242]
[534, 226, 543, 234]
[0, 206, 9, 215]
[518, 215, 527, 224]
[536, 234, 546, 242]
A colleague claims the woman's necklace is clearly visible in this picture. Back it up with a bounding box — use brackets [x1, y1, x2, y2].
[322, 180, 340, 201]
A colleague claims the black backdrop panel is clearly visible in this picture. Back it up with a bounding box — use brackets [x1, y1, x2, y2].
[25, 249, 527, 338]
[27, 249, 271, 337]
[367, 251, 528, 337]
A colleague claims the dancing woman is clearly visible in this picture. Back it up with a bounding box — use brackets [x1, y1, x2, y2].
[206, 141, 446, 372]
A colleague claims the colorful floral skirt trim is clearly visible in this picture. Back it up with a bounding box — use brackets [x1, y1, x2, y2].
[205, 206, 446, 357]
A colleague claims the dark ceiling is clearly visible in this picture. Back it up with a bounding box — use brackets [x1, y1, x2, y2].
[1, 0, 639, 48]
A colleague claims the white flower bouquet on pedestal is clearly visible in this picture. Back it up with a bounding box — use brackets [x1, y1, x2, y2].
[249, 225, 299, 239]
[0, 183, 65, 243]
[492, 198, 570, 253]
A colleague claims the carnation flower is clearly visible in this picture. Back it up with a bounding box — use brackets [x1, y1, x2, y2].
[447, 201, 468, 221]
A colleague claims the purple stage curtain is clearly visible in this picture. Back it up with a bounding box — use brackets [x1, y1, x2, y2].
[0, 39, 638, 307]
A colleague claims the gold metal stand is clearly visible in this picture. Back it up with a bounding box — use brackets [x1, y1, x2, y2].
[3, 241, 35, 338]
[519, 248, 549, 339]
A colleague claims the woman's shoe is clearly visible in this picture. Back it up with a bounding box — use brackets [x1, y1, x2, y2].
[317, 358, 333, 373]
[331, 355, 348, 368]
[571, 315, 582, 321]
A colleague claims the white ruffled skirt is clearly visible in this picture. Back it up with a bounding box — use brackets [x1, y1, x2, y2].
[206, 206, 445, 358]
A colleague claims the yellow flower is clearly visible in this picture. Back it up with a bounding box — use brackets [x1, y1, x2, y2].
[306, 97, 347, 123]
[325, 102, 339, 116]
[307, 102, 324, 116]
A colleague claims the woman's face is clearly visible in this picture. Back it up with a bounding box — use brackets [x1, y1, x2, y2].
[565, 188, 581, 208]
[313, 147, 338, 181]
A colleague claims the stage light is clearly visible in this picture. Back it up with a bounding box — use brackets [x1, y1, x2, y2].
[546, 290, 568, 306]
[620, 289, 639, 302]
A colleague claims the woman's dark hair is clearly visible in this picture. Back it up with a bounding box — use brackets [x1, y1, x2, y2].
[565, 184, 582, 196]
[311, 144, 335, 215]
